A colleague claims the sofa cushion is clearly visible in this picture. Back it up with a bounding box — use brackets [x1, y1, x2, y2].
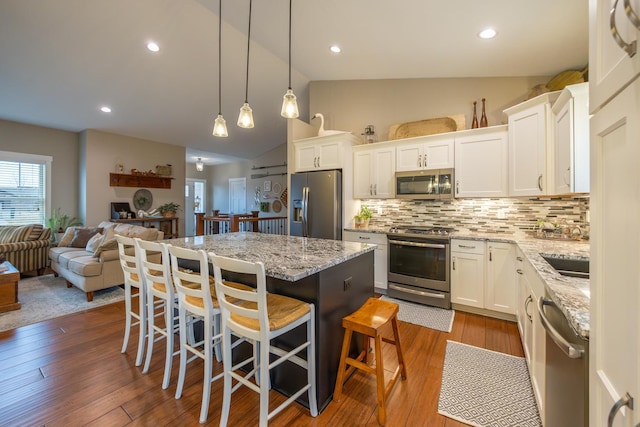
[94, 226, 117, 258]
[67, 255, 103, 277]
[69, 227, 103, 248]
[58, 250, 93, 269]
[49, 246, 82, 263]
[114, 223, 159, 241]
[0, 225, 34, 244]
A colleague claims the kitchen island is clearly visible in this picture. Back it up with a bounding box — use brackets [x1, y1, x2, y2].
[166, 232, 376, 412]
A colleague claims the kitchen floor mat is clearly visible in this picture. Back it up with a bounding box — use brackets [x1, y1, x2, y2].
[380, 295, 454, 333]
[438, 340, 541, 427]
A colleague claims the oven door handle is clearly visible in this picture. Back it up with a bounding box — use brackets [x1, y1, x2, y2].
[388, 239, 446, 249]
[389, 284, 446, 299]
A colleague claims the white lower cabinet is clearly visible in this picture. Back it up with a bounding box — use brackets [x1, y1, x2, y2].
[485, 242, 516, 314]
[451, 239, 516, 317]
[343, 230, 387, 290]
[515, 247, 546, 418]
[450, 239, 485, 308]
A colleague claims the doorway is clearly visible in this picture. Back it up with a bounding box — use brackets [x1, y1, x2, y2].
[229, 177, 246, 214]
[185, 179, 206, 237]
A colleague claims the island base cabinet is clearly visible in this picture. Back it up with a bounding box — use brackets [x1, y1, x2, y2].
[226, 251, 375, 412]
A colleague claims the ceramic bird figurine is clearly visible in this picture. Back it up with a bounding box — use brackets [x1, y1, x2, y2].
[312, 113, 345, 136]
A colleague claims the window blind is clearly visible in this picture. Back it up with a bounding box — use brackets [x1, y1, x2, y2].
[0, 152, 51, 226]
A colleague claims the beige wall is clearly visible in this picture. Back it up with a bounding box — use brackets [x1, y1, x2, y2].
[80, 130, 186, 232]
[0, 119, 79, 220]
[211, 143, 287, 215]
[309, 76, 550, 141]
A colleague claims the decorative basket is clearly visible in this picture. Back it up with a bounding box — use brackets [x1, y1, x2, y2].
[155, 164, 172, 176]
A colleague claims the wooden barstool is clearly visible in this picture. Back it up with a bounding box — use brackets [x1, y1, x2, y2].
[333, 297, 407, 425]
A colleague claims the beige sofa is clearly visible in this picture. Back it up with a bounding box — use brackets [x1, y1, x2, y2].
[49, 221, 163, 301]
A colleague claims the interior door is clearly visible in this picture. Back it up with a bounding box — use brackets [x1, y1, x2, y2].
[228, 177, 246, 214]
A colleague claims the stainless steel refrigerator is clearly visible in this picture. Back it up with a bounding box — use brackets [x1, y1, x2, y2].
[290, 170, 342, 240]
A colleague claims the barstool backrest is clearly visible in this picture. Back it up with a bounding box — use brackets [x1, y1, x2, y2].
[116, 235, 142, 288]
[135, 239, 173, 300]
[209, 253, 266, 341]
[168, 245, 215, 318]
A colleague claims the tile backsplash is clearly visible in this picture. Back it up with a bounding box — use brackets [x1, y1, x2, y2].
[362, 197, 589, 235]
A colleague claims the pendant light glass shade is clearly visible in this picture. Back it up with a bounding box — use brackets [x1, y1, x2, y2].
[213, 0, 228, 138]
[281, 0, 299, 119]
[237, 0, 255, 128]
[213, 114, 228, 137]
[196, 157, 204, 171]
[237, 102, 254, 128]
[281, 89, 299, 118]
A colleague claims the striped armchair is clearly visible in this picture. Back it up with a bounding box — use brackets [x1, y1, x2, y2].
[0, 224, 51, 275]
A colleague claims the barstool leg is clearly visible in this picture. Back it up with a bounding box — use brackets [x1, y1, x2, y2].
[391, 317, 407, 379]
[333, 328, 353, 402]
[374, 334, 387, 425]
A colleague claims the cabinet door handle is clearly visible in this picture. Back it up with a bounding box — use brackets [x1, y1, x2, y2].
[313, 157, 317, 167]
[537, 174, 543, 191]
[369, 184, 373, 195]
[516, 268, 524, 275]
[611, 0, 637, 58]
[317, 156, 320, 167]
[608, 392, 634, 427]
[424, 154, 427, 167]
[452, 256, 456, 271]
[458, 244, 476, 249]
[489, 246, 493, 261]
[516, 256, 523, 262]
[358, 236, 371, 240]
[563, 167, 571, 186]
[524, 295, 533, 322]
[417, 154, 422, 168]
[456, 180, 460, 194]
[624, 0, 640, 31]
[374, 184, 377, 195]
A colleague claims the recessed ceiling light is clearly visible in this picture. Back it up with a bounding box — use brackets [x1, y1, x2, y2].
[147, 41, 160, 52]
[478, 28, 497, 39]
[100, 106, 112, 113]
[330, 45, 341, 53]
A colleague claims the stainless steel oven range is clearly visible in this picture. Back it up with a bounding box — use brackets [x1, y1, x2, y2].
[387, 226, 454, 309]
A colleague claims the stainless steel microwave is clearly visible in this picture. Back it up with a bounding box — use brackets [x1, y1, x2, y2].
[395, 169, 454, 199]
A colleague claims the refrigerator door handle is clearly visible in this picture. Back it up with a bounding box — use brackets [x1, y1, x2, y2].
[302, 186, 309, 237]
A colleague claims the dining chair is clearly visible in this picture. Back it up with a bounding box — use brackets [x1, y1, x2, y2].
[135, 238, 181, 389]
[116, 234, 147, 366]
[210, 253, 318, 427]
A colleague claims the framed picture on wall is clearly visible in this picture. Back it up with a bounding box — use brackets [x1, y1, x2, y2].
[264, 181, 271, 192]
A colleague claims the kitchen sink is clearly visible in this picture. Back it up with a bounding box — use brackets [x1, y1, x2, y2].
[541, 255, 590, 279]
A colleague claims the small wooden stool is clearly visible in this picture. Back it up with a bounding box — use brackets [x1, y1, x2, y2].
[333, 297, 407, 425]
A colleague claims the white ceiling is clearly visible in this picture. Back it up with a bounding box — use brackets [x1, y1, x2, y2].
[0, 0, 588, 165]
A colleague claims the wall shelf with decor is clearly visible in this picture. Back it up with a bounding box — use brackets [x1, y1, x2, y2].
[109, 173, 173, 189]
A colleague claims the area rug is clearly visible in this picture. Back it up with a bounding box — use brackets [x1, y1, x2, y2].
[0, 274, 124, 332]
[438, 340, 541, 427]
[380, 295, 454, 333]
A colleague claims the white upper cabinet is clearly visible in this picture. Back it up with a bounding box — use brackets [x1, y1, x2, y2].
[454, 127, 508, 198]
[353, 145, 395, 198]
[396, 135, 454, 172]
[589, 0, 640, 112]
[504, 92, 559, 197]
[294, 133, 359, 172]
[551, 83, 590, 194]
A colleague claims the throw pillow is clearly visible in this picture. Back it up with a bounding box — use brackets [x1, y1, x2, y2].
[85, 232, 103, 253]
[69, 227, 103, 248]
[93, 226, 118, 258]
[57, 226, 80, 247]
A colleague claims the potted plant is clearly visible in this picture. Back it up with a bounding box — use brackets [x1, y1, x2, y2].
[353, 205, 373, 229]
[46, 208, 83, 243]
[157, 202, 181, 218]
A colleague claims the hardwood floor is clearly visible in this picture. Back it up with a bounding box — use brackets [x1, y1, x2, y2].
[0, 300, 523, 426]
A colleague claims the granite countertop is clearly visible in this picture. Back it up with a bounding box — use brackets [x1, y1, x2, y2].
[345, 226, 590, 340]
[166, 232, 375, 282]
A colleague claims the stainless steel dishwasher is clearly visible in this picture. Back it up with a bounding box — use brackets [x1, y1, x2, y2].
[538, 297, 589, 427]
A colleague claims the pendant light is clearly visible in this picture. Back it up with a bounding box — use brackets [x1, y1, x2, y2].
[237, 0, 255, 128]
[196, 157, 204, 171]
[280, 0, 299, 119]
[213, 0, 228, 137]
